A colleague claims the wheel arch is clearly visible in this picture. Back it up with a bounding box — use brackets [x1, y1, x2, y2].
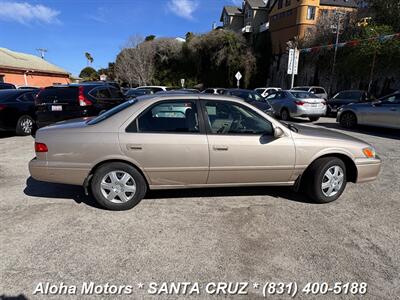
[85, 159, 150, 191]
[302, 153, 358, 183]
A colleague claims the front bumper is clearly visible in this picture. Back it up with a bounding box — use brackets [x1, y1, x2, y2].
[355, 156, 382, 183]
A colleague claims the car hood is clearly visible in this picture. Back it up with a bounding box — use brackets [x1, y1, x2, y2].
[293, 124, 368, 144]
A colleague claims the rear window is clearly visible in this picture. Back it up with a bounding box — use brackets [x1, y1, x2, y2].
[292, 87, 309, 91]
[87, 99, 138, 125]
[0, 90, 23, 102]
[290, 91, 315, 99]
[37, 87, 78, 104]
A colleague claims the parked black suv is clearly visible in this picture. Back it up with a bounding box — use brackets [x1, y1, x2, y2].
[35, 83, 126, 128]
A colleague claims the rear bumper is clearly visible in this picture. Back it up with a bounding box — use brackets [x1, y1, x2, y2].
[29, 158, 89, 186]
[291, 106, 327, 117]
[355, 157, 382, 183]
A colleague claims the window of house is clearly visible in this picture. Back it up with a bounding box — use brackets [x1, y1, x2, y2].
[0, 75, 4, 83]
[224, 14, 230, 26]
[246, 9, 252, 18]
[286, 0, 291, 6]
[278, 0, 283, 9]
[307, 6, 316, 20]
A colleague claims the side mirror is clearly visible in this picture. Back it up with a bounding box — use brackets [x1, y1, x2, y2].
[274, 127, 285, 138]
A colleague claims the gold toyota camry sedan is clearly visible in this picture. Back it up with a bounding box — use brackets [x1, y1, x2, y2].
[29, 94, 381, 210]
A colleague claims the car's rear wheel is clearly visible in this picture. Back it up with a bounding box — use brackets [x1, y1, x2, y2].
[305, 157, 347, 203]
[16, 115, 35, 136]
[340, 112, 357, 128]
[280, 108, 290, 121]
[91, 162, 147, 210]
[309, 117, 320, 122]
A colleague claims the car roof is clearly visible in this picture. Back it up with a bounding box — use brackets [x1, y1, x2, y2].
[225, 88, 253, 92]
[135, 93, 248, 104]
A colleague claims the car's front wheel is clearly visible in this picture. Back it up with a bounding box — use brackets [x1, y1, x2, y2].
[91, 162, 147, 210]
[340, 111, 357, 128]
[305, 157, 347, 203]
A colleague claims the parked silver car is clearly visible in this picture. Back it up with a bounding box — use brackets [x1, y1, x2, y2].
[337, 91, 400, 129]
[292, 86, 328, 100]
[266, 90, 327, 121]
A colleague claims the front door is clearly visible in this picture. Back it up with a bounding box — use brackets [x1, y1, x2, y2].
[119, 99, 209, 186]
[201, 100, 295, 184]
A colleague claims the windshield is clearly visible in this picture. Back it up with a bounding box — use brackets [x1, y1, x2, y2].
[290, 91, 315, 99]
[87, 99, 138, 125]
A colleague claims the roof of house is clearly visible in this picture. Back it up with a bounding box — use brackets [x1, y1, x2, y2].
[223, 6, 243, 16]
[0, 48, 70, 75]
[319, 0, 358, 8]
[246, 0, 269, 9]
[220, 6, 243, 22]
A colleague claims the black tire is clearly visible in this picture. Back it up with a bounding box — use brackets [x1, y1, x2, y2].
[340, 111, 357, 128]
[305, 157, 347, 204]
[280, 108, 290, 121]
[15, 115, 35, 136]
[91, 162, 147, 210]
[309, 117, 320, 122]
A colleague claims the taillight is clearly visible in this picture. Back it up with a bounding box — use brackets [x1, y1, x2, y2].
[294, 100, 305, 106]
[35, 142, 48, 153]
[79, 86, 92, 106]
[35, 88, 44, 105]
[0, 104, 6, 111]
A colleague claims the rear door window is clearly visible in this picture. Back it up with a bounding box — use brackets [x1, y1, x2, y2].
[109, 87, 124, 99]
[136, 100, 199, 133]
[36, 88, 78, 104]
[92, 87, 111, 99]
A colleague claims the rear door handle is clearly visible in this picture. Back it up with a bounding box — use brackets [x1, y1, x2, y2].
[213, 145, 229, 151]
[127, 144, 142, 151]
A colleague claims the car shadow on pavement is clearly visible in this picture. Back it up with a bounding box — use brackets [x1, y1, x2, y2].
[0, 131, 16, 139]
[24, 177, 316, 208]
[0, 295, 29, 300]
[315, 122, 400, 140]
[24, 177, 101, 209]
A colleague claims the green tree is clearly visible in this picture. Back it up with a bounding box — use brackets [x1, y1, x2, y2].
[145, 35, 156, 42]
[79, 67, 99, 81]
[85, 52, 94, 66]
[368, 0, 400, 32]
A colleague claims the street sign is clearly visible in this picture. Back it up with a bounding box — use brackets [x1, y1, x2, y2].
[180, 78, 185, 88]
[287, 49, 299, 75]
[235, 72, 242, 81]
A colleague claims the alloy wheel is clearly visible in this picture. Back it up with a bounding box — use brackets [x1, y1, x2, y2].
[20, 117, 33, 134]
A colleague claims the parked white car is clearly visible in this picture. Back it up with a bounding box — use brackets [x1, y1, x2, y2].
[135, 86, 171, 93]
[254, 87, 282, 98]
[292, 86, 328, 100]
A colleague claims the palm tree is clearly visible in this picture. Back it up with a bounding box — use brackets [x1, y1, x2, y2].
[85, 52, 94, 66]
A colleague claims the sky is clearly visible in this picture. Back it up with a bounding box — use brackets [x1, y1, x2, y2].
[0, 0, 243, 76]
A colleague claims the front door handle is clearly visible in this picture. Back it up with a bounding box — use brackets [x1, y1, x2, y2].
[127, 144, 142, 151]
[213, 145, 229, 151]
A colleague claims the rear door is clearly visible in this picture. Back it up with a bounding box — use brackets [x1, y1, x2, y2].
[201, 99, 295, 184]
[119, 98, 210, 187]
[364, 94, 400, 128]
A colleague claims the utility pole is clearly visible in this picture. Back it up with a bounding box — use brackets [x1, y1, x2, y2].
[36, 48, 47, 59]
[330, 11, 346, 94]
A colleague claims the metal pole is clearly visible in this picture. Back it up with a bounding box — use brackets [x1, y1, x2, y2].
[368, 49, 377, 93]
[331, 15, 341, 84]
[237, 79, 240, 88]
[290, 47, 296, 89]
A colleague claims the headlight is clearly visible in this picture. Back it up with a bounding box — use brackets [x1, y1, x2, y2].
[362, 147, 376, 158]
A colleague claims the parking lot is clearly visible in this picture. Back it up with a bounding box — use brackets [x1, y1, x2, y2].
[1, 117, 399, 299]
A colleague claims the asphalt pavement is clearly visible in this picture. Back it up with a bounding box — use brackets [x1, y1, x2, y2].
[1, 117, 399, 299]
